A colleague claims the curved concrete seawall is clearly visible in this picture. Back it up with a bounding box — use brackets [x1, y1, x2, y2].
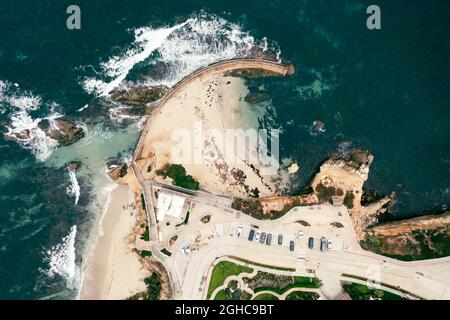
[132, 58, 294, 162]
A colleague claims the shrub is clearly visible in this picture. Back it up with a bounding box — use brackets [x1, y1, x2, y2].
[144, 273, 162, 300]
[344, 191, 355, 209]
[156, 164, 199, 190]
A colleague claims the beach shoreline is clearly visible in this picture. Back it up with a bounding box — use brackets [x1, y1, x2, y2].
[79, 184, 147, 300]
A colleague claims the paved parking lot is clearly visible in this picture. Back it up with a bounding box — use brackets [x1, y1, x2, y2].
[154, 199, 450, 300]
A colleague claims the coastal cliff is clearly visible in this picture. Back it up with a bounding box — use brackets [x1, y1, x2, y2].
[361, 211, 450, 260]
[306, 150, 449, 259]
[233, 148, 450, 261]
[309, 149, 393, 239]
[233, 149, 393, 238]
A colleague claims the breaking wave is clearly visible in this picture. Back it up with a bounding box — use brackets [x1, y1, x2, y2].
[67, 168, 81, 205]
[82, 13, 280, 96]
[43, 225, 80, 290]
[0, 80, 60, 161]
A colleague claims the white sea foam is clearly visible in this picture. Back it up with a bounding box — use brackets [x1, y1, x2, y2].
[82, 13, 279, 96]
[77, 104, 89, 112]
[44, 225, 79, 289]
[67, 168, 81, 205]
[0, 80, 59, 161]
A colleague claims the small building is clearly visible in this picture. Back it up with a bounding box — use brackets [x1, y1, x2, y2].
[156, 191, 186, 222]
[332, 196, 343, 207]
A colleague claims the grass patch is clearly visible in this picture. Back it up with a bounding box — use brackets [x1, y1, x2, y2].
[231, 256, 295, 272]
[156, 164, 199, 190]
[285, 291, 320, 300]
[140, 226, 150, 241]
[207, 261, 253, 299]
[343, 282, 406, 300]
[341, 274, 422, 299]
[213, 289, 229, 300]
[253, 276, 322, 295]
[253, 293, 279, 300]
[201, 215, 211, 223]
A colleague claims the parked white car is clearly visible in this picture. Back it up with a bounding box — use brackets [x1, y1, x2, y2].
[298, 230, 304, 239]
[255, 230, 261, 241]
[236, 226, 243, 237]
[327, 240, 332, 250]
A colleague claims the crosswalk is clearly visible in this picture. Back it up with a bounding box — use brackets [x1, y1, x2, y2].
[172, 254, 191, 285]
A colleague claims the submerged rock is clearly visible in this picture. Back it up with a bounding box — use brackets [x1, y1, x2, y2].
[244, 92, 271, 104]
[312, 120, 326, 134]
[38, 119, 85, 146]
[109, 85, 168, 105]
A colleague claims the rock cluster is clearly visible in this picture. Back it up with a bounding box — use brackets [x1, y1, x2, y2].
[110, 85, 168, 106]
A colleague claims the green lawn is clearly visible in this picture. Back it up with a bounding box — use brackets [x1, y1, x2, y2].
[343, 283, 407, 300]
[207, 261, 253, 299]
[253, 293, 279, 300]
[253, 275, 322, 295]
[213, 289, 229, 300]
[285, 291, 320, 300]
[231, 256, 295, 272]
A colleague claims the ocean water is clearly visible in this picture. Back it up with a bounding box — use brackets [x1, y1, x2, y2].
[0, 0, 449, 299]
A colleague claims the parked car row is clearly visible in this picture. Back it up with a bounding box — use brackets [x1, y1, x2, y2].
[246, 228, 288, 248]
[307, 236, 332, 251]
[241, 227, 332, 253]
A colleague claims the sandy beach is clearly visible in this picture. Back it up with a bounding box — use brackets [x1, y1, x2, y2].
[79, 185, 147, 300]
[134, 70, 282, 198]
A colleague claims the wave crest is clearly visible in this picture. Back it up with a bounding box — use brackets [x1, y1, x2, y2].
[43, 225, 79, 289]
[82, 13, 280, 96]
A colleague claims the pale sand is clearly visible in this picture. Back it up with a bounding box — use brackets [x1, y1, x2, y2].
[79, 185, 147, 300]
[135, 72, 279, 197]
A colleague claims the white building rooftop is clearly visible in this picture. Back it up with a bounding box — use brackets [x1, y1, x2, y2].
[156, 191, 186, 222]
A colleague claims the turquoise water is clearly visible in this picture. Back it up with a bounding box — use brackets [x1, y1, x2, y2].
[0, 0, 449, 299]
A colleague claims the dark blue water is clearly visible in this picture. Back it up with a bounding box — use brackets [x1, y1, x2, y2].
[0, 0, 449, 299]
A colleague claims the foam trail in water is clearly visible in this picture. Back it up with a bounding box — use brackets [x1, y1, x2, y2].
[67, 169, 81, 205]
[44, 225, 79, 289]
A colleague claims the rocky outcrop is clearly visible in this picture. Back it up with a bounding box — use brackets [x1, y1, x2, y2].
[3, 118, 84, 146]
[110, 85, 168, 106]
[303, 149, 396, 239]
[109, 105, 150, 118]
[312, 120, 326, 134]
[67, 161, 81, 171]
[224, 68, 286, 78]
[107, 162, 129, 183]
[37, 118, 85, 146]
